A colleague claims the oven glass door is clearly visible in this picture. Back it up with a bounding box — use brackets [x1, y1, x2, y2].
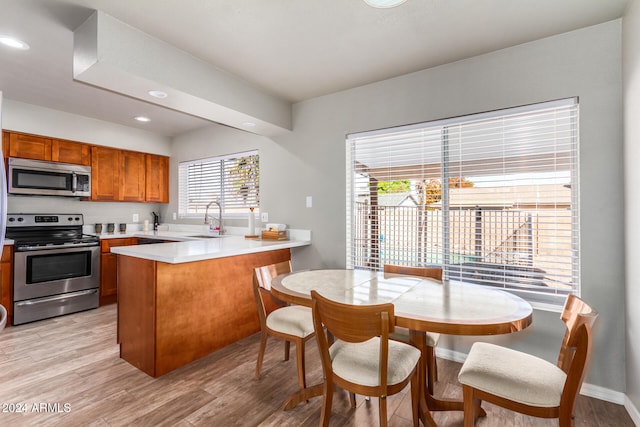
[13, 246, 100, 302]
[27, 250, 92, 284]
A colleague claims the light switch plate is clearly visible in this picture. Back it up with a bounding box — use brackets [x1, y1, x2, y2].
[133, 213, 139, 222]
[261, 212, 269, 222]
[306, 196, 312, 208]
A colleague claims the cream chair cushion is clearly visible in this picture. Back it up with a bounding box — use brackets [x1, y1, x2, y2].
[266, 305, 315, 338]
[458, 342, 567, 407]
[329, 338, 421, 387]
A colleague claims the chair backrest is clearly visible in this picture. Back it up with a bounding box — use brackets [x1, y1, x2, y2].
[253, 261, 292, 323]
[383, 264, 443, 281]
[311, 290, 395, 389]
[556, 294, 598, 411]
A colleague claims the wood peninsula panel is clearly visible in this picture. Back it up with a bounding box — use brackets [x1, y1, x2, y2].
[117, 248, 291, 377]
[118, 255, 157, 375]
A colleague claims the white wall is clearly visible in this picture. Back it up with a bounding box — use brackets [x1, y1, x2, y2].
[170, 20, 625, 397]
[2, 99, 171, 227]
[623, 0, 640, 420]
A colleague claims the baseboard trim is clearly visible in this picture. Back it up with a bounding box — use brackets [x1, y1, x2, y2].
[436, 348, 631, 409]
[625, 396, 640, 426]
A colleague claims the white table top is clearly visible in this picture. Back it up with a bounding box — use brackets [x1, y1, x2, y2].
[272, 269, 533, 336]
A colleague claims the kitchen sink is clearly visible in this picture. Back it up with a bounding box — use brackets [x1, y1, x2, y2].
[187, 234, 224, 239]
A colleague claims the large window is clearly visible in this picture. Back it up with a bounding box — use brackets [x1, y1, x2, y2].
[346, 98, 579, 307]
[178, 150, 259, 218]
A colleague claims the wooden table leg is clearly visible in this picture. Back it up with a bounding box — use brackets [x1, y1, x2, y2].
[282, 383, 324, 410]
[410, 330, 439, 426]
[409, 330, 487, 419]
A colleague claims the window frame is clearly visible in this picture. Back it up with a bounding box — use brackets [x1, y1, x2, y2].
[346, 98, 579, 309]
[178, 150, 260, 220]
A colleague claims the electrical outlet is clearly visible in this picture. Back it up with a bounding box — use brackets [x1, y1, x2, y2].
[261, 212, 269, 222]
[306, 196, 312, 208]
[133, 213, 139, 222]
[172, 212, 177, 220]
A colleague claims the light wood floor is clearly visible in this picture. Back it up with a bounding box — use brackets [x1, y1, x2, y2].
[0, 305, 633, 426]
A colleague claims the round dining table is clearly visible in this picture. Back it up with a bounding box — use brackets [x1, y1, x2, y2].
[271, 268, 533, 426]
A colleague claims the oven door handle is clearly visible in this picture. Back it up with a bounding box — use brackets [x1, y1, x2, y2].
[18, 242, 100, 251]
[15, 289, 98, 306]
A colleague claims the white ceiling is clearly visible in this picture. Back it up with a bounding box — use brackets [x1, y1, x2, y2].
[0, 0, 631, 137]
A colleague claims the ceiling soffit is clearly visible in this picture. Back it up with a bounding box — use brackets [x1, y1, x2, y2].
[73, 10, 292, 136]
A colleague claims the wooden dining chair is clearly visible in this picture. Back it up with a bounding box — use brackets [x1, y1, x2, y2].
[383, 264, 443, 395]
[253, 261, 315, 394]
[310, 290, 421, 427]
[458, 294, 598, 427]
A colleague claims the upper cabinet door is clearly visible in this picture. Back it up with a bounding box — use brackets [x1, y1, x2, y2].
[8, 132, 52, 160]
[52, 139, 91, 165]
[145, 154, 169, 203]
[91, 146, 120, 201]
[120, 150, 146, 202]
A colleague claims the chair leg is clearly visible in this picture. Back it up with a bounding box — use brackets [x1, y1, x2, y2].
[284, 340, 291, 361]
[410, 370, 420, 427]
[462, 385, 481, 427]
[255, 331, 268, 380]
[426, 345, 436, 395]
[379, 395, 388, 427]
[349, 392, 356, 408]
[558, 406, 575, 427]
[295, 339, 306, 391]
[320, 380, 334, 427]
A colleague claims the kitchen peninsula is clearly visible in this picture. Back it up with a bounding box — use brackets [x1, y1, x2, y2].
[111, 232, 311, 377]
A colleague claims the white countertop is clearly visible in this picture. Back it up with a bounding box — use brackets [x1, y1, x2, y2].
[108, 228, 311, 264]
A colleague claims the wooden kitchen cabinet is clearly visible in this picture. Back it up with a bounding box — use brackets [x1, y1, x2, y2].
[145, 154, 169, 203]
[100, 238, 138, 306]
[5, 129, 170, 204]
[1, 245, 13, 327]
[91, 146, 120, 201]
[51, 139, 91, 165]
[5, 131, 91, 166]
[120, 150, 146, 202]
[8, 132, 52, 161]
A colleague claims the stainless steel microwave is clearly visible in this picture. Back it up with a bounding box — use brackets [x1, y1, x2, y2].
[8, 158, 92, 197]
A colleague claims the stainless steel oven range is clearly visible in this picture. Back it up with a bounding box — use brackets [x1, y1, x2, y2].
[6, 214, 100, 325]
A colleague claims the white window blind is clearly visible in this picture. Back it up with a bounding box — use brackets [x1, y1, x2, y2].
[346, 98, 579, 306]
[178, 150, 259, 218]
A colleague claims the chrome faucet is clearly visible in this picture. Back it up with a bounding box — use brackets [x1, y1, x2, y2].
[204, 200, 223, 235]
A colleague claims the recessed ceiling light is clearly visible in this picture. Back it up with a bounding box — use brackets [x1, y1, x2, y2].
[134, 116, 151, 122]
[0, 35, 29, 50]
[241, 121, 256, 128]
[363, 0, 408, 8]
[148, 90, 168, 99]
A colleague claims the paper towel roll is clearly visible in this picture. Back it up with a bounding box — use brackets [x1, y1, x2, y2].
[248, 210, 255, 235]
